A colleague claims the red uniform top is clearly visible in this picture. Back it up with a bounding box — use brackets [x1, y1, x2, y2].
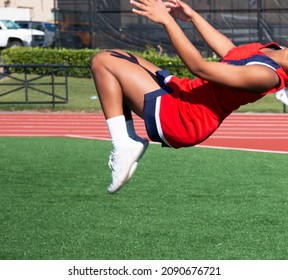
[157, 42, 288, 148]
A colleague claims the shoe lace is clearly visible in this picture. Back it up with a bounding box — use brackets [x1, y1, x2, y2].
[108, 150, 116, 171]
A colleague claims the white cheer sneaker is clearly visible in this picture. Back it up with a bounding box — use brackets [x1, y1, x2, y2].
[107, 137, 149, 193]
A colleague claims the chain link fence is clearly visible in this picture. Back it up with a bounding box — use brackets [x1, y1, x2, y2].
[54, 0, 288, 55]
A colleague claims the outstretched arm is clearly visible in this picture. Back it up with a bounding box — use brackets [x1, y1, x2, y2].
[130, 0, 279, 93]
[165, 0, 235, 57]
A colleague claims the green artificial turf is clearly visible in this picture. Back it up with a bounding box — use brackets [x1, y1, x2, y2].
[0, 137, 287, 260]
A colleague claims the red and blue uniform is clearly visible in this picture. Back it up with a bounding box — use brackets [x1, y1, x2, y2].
[144, 42, 288, 148]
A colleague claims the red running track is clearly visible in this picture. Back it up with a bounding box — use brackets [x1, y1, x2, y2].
[0, 112, 287, 154]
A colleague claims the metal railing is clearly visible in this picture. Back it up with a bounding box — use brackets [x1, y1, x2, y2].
[0, 64, 68, 109]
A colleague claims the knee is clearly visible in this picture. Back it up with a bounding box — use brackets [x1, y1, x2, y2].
[90, 49, 125, 72]
[90, 51, 107, 72]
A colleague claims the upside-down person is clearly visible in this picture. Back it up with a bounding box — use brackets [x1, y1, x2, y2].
[90, 0, 288, 193]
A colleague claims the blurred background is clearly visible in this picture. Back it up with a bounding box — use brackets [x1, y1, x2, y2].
[0, 0, 287, 112]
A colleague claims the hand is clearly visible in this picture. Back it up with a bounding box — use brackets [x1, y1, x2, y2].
[164, 0, 194, 22]
[130, 0, 173, 25]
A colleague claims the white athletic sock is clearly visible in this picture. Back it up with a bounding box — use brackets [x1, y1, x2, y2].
[106, 115, 129, 149]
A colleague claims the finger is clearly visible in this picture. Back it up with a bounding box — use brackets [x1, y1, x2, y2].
[130, 0, 148, 5]
[130, 1, 148, 16]
[164, 2, 175, 8]
[170, 0, 181, 7]
[130, 0, 146, 11]
[176, 0, 183, 7]
[132, 8, 147, 16]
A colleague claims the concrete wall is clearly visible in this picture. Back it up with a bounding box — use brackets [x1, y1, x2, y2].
[0, 0, 54, 21]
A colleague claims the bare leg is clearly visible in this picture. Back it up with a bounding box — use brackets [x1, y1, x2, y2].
[90, 49, 162, 119]
[90, 49, 161, 193]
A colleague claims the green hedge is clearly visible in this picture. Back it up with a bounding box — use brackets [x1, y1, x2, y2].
[1, 47, 217, 79]
[1, 47, 95, 78]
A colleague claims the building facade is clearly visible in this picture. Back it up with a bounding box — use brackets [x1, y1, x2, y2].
[0, 0, 54, 21]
